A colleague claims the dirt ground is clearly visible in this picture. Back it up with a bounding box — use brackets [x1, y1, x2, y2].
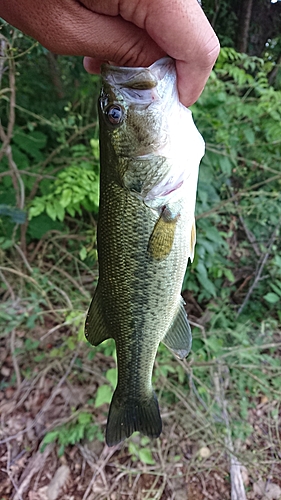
[1, 327, 281, 500]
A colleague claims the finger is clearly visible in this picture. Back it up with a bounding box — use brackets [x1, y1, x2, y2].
[83, 57, 104, 74]
[81, 0, 220, 106]
[140, 0, 220, 106]
[0, 0, 164, 66]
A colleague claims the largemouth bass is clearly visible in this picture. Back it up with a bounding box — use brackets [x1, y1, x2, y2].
[85, 57, 205, 446]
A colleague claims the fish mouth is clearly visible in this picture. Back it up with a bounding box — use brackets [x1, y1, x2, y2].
[101, 57, 176, 103]
[101, 57, 174, 83]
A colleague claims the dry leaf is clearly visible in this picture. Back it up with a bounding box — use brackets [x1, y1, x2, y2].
[46, 464, 71, 500]
[253, 479, 281, 500]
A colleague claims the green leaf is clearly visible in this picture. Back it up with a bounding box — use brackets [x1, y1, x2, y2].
[243, 127, 255, 144]
[42, 430, 59, 444]
[13, 130, 47, 160]
[224, 268, 235, 283]
[46, 202, 57, 221]
[78, 412, 92, 425]
[270, 282, 281, 296]
[60, 188, 73, 208]
[95, 384, 112, 408]
[54, 200, 65, 222]
[105, 368, 117, 389]
[28, 202, 45, 219]
[27, 213, 64, 240]
[79, 246, 87, 261]
[139, 448, 155, 465]
[196, 262, 217, 297]
[264, 292, 279, 304]
[218, 155, 232, 175]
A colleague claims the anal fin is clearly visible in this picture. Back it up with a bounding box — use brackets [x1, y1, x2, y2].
[162, 299, 192, 359]
[85, 287, 110, 346]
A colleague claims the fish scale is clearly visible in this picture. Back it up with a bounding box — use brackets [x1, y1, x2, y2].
[85, 57, 205, 446]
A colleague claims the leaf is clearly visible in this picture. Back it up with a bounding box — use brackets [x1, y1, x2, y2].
[79, 247, 87, 261]
[243, 127, 255, 144]
[218, 155, 232, 175]
[46, 465, 71, 500]
[54, 200, 65, 222]
[13, 130, 47, 161]
[274, 255, 281, 270]
[253, 480, 281, 500]
[60, 188, 73, 208]
[27, 213, 64, 240]
[264, 292, 279, 304]
[78, 412, 92, 425]
[270, 282, 281, 296]
[196, 262, 217, 297]
[95, 384, 112, 408]
[46, 202, 57, 221]
[139, 448, 155, 465]
[224, 268, 235, 283]
[106, 368, 117, 389]
[28, 201, 46, 219]
[42, 430, 59, 444]
[205, 337, 224, 355]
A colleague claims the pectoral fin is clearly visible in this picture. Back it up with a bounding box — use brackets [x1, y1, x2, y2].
[85, 287, 110, 346]
[147, 205, 180, 260]
[162, 299, 192, 359]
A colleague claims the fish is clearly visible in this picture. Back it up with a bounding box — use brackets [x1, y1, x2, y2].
[85, 57, 205, 447]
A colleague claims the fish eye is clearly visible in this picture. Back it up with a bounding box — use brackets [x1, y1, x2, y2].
[105, 105, 124, 126]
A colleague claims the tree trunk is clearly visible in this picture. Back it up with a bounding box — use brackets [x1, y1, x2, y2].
[249, 0, 281, 56]
[236, 0, 254, 53]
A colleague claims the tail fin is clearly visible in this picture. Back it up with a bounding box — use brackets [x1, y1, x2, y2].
[106, 389, 162, 447]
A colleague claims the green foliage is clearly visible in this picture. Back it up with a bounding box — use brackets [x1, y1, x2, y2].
[94, 367, 117, 408]
[1, 24, 281, 470]
[29, 144, 99, 222]
[41, 412, 103, 456]
[128, 437, 156, 465]
[185, 47, 281, 318]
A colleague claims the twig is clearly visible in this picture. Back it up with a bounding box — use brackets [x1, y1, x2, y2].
[237, 217, 281, 316]
[26, 121, 97, 202]
[5, 441, 23, 500]
[5, 145, 25, 210]
[10, 329, 22, 389]
[14, 244, 33, 273]
[0, 265, 54, 310]
[0, 352, 78, 445]
[237, 209, 261, 257]
[0, 269, 15, 300]
[40, 320, 71, 341]
[213, 366, 247, 500]
[197, 173, 281, 220]
[206, 144, 281, 175]
[12, 444, 54, 500]
[82, 445, 120, 500]
[43, 261, 89, 298]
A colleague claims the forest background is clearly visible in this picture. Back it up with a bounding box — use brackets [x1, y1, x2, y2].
[0, 1, 281, 499]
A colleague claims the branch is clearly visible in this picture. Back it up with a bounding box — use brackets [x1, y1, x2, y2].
[213, 366, 247, 500]
[237, 217, 281, 316]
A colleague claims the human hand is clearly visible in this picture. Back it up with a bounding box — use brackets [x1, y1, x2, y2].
[0, 0, 219, 106]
